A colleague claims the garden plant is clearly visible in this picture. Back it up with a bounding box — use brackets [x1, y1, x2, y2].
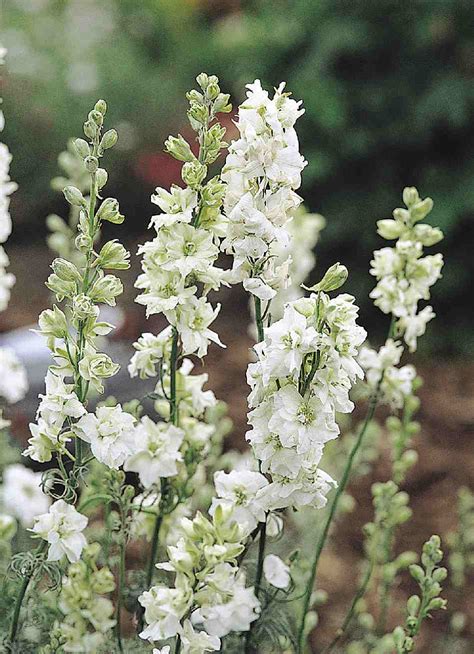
[1, 56, 469, 654]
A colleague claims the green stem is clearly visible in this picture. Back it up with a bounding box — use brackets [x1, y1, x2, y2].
[297, 319, 396, 653]
[8, 542, 47, 647]
[115, 528, 126, 653]
[297, 389, 381, 653]
[323, 558, 376, 654]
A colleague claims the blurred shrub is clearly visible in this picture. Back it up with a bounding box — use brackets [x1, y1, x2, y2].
[2, 0, 474, 353]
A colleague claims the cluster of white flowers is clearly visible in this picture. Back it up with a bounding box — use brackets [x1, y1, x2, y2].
[24, 370, 86, 462]
[221, 80, 307, 301]
[359, 339, 416, 410]
[0, 47, 28, 419]
[0, 46, 17, 314]
[370, 187, 443, 352]
[245, 284, 366, 512]
[139, 505, 259, 653]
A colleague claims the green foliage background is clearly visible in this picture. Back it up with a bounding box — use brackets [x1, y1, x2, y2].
[2, 0, 473, 353]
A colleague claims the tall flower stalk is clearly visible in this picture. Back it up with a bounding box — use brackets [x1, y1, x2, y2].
[8, 99, 128, 647]
[297, 187, 444, 652]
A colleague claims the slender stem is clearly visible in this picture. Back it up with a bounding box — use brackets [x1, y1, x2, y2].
[297, 320, 396, 653]
[297, 389, 381, 653]
[115, 522, 126, 653]
[146, 511, 164, 590]
[254, 297, 265, 342]
[8, 542, 47, 646]
[323, 558, 375, 654]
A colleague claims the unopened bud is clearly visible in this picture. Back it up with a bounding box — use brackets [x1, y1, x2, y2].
[63, 185, 87, 209]
[304, 262, 348, 293]
[74, 138, 90, 158]
[100, 129, 118, 150]
[94, 99, 107, 115]
[84, 155, 99, 173]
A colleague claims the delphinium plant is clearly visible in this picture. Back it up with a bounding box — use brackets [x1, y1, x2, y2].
[0, 68, 456, 654]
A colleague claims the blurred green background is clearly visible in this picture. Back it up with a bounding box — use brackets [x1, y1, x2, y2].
[2, 0, 473, 354]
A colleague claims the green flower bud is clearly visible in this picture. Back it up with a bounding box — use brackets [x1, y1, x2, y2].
[426, 597, 447, 612]
[94, 99, 107, 115]
[409, 564, 425, 583]
[97, 240, 130, 270]
[100, 129, 118, 151]
[188, 102, 209, 128]
[38, 305, 69, 338]
[83, 120, 98, 140]
[377, 219, 405, 239]
[213, 92, 232, 114]
[410, 197, 433, 222]
[84, 155, 99, 173]
[304, 262, 348, 293]
[89, 109, 103, 126]
[412, 224, 443, 246]
[72, 293, 99, 321]
[393, 207, 410, 223]
[75, 233, 93, 252]
[96, 168, 108, 189]
[51, 258, 82, 283]
[45, 273, 77, 301]
[63, 185, 87, 209]
[46, 214, 67, 233]
[206, 80, 220, 101]
[182, 160, 207, 188]
[164, 134, 195, 162]
[74, 138, 90, 158]
[96, 198, 124, 224]
[89, 274, 123, 306]
[196, 72, 209, 91]
[79, 350, 120, 392]
[403, 186, 420, 208]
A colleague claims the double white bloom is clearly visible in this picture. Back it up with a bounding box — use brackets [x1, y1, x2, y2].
[222, 80, 307, 300]
[31, 499, 87, 563]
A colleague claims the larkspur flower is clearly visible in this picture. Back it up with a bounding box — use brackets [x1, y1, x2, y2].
[31, 499, 88, 563]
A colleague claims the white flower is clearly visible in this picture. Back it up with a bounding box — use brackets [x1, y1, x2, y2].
[2, 464, 51, 527]
[398, 305, 435, 352]
[37, 370, 85, 427]
[150, 185, 198, 229]
[153, 648, 171, 654]
[125, 417, 184, 487]
[0, 347, 28, 404]
[270, 385, 339, 453]
[139, 584, 190, 641]
[75, 405, 136, 469]
[195, 573, 260, 637]
[128, 327, 172, 379]
[23, 418, 70, 463]
[173, 297, 225, 357]
[263, 554, 291, 589]
[180, 620, 220, 654]
[30, 499, 87, 563]
[209, 470, 268, 536]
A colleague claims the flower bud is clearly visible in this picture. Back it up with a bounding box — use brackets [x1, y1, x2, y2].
[84, 155, 99, 173]
[45, 274, 76, 301]
[83, 120, 98, 140]
[377, 219, 405, 240]
[100, 129, 118, 151]
[213, 92, 232, 114]
[182, 160, 207, 188]
[72, 293, 99, 321]
[38, 305, 68, 338]
[74, 138, 90, 158]
[97, 240, 130, 270]
[409, 564, 425, 583]
[94, 99, 107, 115]
[52, 258, 82, 283]
[196, 72, 209, 91]
[206, 80, 220, 100]
[63, 185, 87, 209]
[164, 134, 195, 162]
[304, 262, 348, 293]
[96, 198, 124, 224]
[403, 186, 420, 208]
[188, 102, 209, 127]
[89, 274, 123, 306]
[75, 233, 93, 252]
[89, 109, 103, 126]
[96, 168, 108, 189]
[410, 197, 433, 222]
